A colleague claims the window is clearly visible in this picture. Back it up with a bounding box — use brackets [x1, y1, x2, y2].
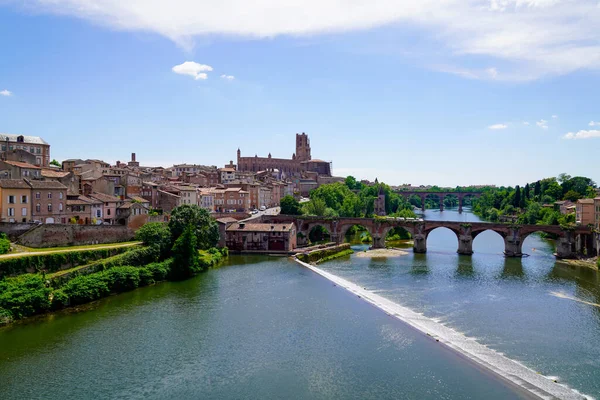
[59, 192, 63, 200]
[107, 209, 111, 216]
[35, 192, 40, 199]
[36, 204, 41, 213]
[48, 204, 52, 212]
[8, 195, 15, 204]
[8, 208, 14, 217]
[36, 148, 41, 154]
[21, 195, 27, 203]
[30, 147, 34, 153]
[96, 209, 101, 218]
[21, 207, 27, 216]
[48, 193, 52, 199]
[59, 203, 63, 212]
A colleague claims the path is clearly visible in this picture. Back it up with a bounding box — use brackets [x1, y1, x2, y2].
[0, 242, 142, 260]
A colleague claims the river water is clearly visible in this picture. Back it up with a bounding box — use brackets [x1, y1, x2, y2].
[0, 208, 598, 399]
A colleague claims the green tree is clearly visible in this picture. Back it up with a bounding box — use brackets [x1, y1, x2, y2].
[49, 159, 61, 167]
[524, 183, 530, 200]
[534, 181, 541, 197]
[169, 205, 219, 250]
[513, 185, 521, 208]
[280, 195, 302, 215]
[344, 176, 358, 190]
[303, 198, 328, 216]
[563, 190, 581, 202]
[558, 173, 572, 184]
[135, 222, 172, 257]
[171, 225, 200, 279]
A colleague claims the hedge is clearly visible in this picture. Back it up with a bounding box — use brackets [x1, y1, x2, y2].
[0, 246, 136, 278]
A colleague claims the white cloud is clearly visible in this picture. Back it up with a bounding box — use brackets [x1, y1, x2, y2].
[589, 121, 600, 126]
[536, 119, 548, 129]
[23, 0, 600, 81]
[172, 61, 213, 80]
[563, 129, 600, 140]
[552, 114, 558, 119]
[523, 121, 530, 125]
[220, 74, 235, 81]
[488, 123, 508, 130]
[0, 89, 12, 97]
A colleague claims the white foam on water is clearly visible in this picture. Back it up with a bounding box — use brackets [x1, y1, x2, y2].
[296, 259, 591, 400]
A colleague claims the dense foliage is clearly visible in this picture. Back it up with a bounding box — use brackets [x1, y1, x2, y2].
[303, 180, 416, 218]
[0, 205, 228, 325]
[0, 233, 10, 255]
[280, 195, 302, 215]
[0, 247, 133, 278]
[472, 174, 596, 227]
[169, 205, 220, 250]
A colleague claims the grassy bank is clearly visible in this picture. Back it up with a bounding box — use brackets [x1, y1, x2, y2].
[297, 243, 353, 264]
[0, 247, 228, 326]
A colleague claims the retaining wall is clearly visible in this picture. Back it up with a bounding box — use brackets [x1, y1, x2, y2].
[17, 224, 135, 248]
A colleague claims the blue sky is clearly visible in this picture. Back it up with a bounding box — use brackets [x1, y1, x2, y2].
[1, 1, 599, 187]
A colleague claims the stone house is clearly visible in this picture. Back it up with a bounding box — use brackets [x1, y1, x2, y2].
[89, 192, 122, 225]
[157, 190, 180, 214]
[0, 134, 51, 167]
[27, 180, 68, 224]
[116, 201, 149, 227]
[65, 194, 95, 224]
[0, 179, 32, 222]
[258, 186, 272, 209]
[576, 199, 595, 226]
[176, 186, 197, 206]
[125, 174, 142, 197]
[224, 187, 251, 212]
[198, 189, 215, 211]
[141, 181, 160, 209]
[0, 160, 42, 179]
[226, 222, 296, 252]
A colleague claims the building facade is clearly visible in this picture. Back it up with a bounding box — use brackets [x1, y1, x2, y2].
[0, 134, 51, 167]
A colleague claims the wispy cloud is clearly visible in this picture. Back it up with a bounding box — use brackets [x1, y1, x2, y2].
[172, 61, 213, 80]
[488, 123, 508, 130]
[523, 121, 530, 125]
[589, 121, 600, 127]
[552, 115, 558, 119]
[563, 130, 600, 140]
[536, 119, 548, 129]
[0, 89, 12, 97]
[220, 74, 235, 81]
[24, 0, 600, 81]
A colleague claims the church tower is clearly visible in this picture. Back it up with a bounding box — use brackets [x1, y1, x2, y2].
[295, 132, 311, 162]
[374, 180, 386, 216]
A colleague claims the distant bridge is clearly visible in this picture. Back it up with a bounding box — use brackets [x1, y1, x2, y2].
[394, 191, 483, 212]
[260, 215, 596, 259]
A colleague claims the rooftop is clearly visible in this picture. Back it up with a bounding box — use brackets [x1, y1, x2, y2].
[226, 223, 294, 232]
[0, 134, 49, 145]
[26, 180, 67, 190]
[1, 160, 41, 169]
[0, 179, 30, 189]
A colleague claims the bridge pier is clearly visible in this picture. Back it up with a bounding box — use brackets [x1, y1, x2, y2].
[372, 236, 386, 249]
[457, 234, 473, 255]
[420, 195, 426, 212]
[504, 236, 523, 257]
[458, 195, 464, 213]
[331, 233, 342, 245]
[413, 234, 427, 253]
[439, 195, 444, 212]
[556, 234, 576, 259]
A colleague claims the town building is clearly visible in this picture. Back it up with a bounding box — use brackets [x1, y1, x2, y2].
[0, 179, 31, 222]
[576, 199, 595, 226]
[226, 222, 297, 252]
[0, 134, 51, 167]
[236, 133, 332, 177]
[27, 180, 68, 224]
[0, 160, 42, 179]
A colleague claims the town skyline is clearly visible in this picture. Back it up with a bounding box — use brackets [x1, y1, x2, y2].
[1, 2, 600, 187]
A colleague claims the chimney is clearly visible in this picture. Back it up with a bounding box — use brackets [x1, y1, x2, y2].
[239, 222, 245, 229]
[132, 153, 136, 162]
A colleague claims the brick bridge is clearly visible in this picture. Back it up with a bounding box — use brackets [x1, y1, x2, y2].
[260, 215, 596, 259]
[395, 191, 483, 212]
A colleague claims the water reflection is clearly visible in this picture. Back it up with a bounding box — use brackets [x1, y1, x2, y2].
[499, 258, 525, 280]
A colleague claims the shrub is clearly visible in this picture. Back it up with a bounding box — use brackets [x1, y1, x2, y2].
[103, 267, 141, 292]
[88, 246, 160, 272]
[135, 223, 172, 256]
[61, 274, 110, 306]
[0, 274, 51, 319]
[0, 307, 13, 325]
[51, 289, 69, 310]
[145, 259, 173, 282]
[0, 233, 10, 255]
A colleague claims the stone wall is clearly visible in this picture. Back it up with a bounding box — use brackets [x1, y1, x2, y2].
[0, 223, 38, 240]
[17, 224, 135, 248]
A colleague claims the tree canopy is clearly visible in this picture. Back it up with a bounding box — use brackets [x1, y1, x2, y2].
[280, 195, 302, 215]
[168, 205, 219, 250]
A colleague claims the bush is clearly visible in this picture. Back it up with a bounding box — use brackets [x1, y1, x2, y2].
[103, 267, 141, 292]
[144, 259, 173, 282]
[87, 246, 160, 272]
[61, 274, 110, 306]
[0, 307, 13, 325]
[135, 223, 172, 256]
[0, 274, 51, 319]
[0, 247, 133, 278]
[0, 233, 10, 255]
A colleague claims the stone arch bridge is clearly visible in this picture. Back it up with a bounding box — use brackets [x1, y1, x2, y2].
[259, 215, 595, 259]
[395, 191, 483, 212]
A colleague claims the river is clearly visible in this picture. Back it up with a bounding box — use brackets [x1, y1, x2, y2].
[0, 208, 598, 399]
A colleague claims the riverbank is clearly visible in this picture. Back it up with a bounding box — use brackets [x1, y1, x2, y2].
[293, 257, 587, 400]
[556, 257, 598, 271]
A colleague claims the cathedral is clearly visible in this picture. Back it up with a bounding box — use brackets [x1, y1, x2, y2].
[236, 133, 331, 178]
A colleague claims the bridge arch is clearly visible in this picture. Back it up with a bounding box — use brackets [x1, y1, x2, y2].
[339, 223, 375, 246]
[423, 226, 461, 253]
[471, 229, 506, 254]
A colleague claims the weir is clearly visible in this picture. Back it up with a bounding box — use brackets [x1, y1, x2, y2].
[294, 258, 587, 400]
